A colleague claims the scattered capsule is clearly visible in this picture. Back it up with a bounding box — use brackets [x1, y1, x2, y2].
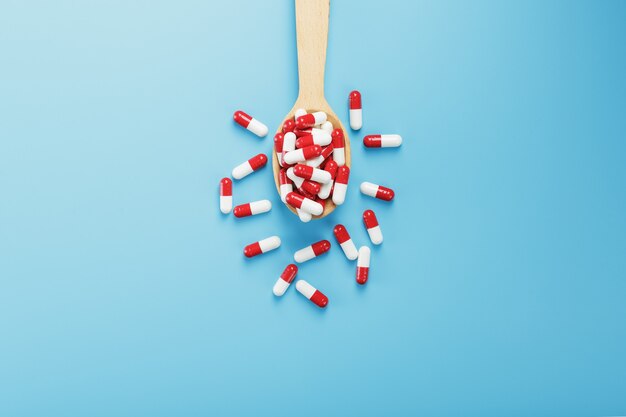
[360, 182, 395, 201]
[232, 153, 268, 180]
[244, 236, 281, 258]
[296, 280, 328, 308]
[332, 166, 350, 206]
[283, 144, 322, 165]
[273, 264, 298, 297]
[331, 129, 346, 166]
[286, 192, 323, 216]
[293, 164, 332, 183]
[363, 209, 383, 245]
[306, 144, 334, 168]
[294, 240, 331, 263]
[219, 177, 232, 214]
[318, 159, 338, 199]
[349, 90, 362, 130]
[279, 169, 293, 203]
[297, 208, 312, 223]
[282, 119, 296, 133]
[320, 121, 333, 133]
[274, 133, 284, 166]
[363, 134, 402, 148]
[356, 246, 371, 285]
[233, 200, 272, 218]
[333, 224, 358, 260]
[295, 131, 332, 148]
[233, 110, 268, 137]
[295, 108, 307, 119]
[296, 111, 327, 129]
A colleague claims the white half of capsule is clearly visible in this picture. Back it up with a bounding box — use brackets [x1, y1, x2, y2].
[349, 109, 362, 130]
[280, 183, 293, 203]
[308, 131, 332, 146]
[220, 196, 232, 214]
[360, 182, 380, 198]
[294, 246, 316, 263]
[282, 132, 296, 153]
[333, 147, 345, 166]
[246, 118, 268, 137]
[367, 225, 383, 245]
[311, 111, 327, 125]
[295, 108, 307, 119]
[332, 183, 347, 206]
[307, 168, 332, 183]
[380, 134, 402, 147]
[340, 239, 358, 260]
[259, 236, 281, 253]
[296, 280, 316, 299]
[318, 180, 333, 199]
[283, 149, 308, 165]
[299, 198, 323, 216]
[297, 208, 312, 223]
[320, 121, 333, 133]
[357, 246, 371, 267]
[273, 277, 291, 297]
[276, 151, 283, 167]
[287, 167, 305, 188]
[232, 161, 254, 180]
[306, 154, 325, 168]
[249, 200, 272, 215]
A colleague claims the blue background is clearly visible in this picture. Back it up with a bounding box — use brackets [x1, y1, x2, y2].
[1, 0, 625, 415]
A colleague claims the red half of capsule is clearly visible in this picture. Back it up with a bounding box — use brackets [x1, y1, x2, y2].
[356, 267, 369, 285]
[349, 90, 362, 109]
[285, 192, 305, 209]
[293, 164, 314, 180]
[333, 224, 351, 244]
[299, 187, 316, 200]
[311, 290, 328, 308]
[363, 209, 379, 228]
[294, 129, 312, 137]
[282, 119, 296, 133]
[323, 159, 338, 178]
[248, 153, 268, 170]
[320, 144, 334, 160]
[300, 145, 322, 160]
[274, 133, 284, 152]
[233, 203, 253, 218]
[331, 129, 344, 148]
[220, 177, 232, 196]
[376, 185, 395, 201]
[233, 110, 252, 128]
[280, 264, 298, 283]
[363, 135, 382, 148]
[244, 242, 262, 258]
[312, 240, 331, 256]
[295, 135, 316, 149]
[301, 180, 320, 195]
[335, 166, 350, 185]
[296, 114, 316, 129]
[279, 168, 289, 185]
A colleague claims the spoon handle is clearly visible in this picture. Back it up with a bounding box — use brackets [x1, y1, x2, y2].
[295, 0, 329, 107]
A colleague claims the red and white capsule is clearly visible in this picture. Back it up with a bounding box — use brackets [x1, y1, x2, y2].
[232, 153, 268, 180]
[363, 134, 402, 148]
[287, 168, 319, 195]
[332, 166, 350, 206]
[360, 182, 395, 201]
[233, 200, 272, 218]
[219, 177, 232, 214]
[286, 192, 323, 216]
[283, 145, 322, 165]
[273, 264, 298, 297]
[233, 110, 268, 137]
[295, 131, 332, 148]
[306, 144, 334, 168]
[294, 239, 331, 263]
[274, 133, 284, 166]
[296, 280, 328, 308]
[363, 209, 383, 245]
[296, 111, 327, 129]
[349, 90, 362, 130]
[279, 169, 293, 203]
[293, 164, 332, 183]
[318, 159, 338, 199]
[356, 246, 371, 285]
[243, 236, 281, 258]
[331, 129, 346, 166]
[333, 224, 358, 260]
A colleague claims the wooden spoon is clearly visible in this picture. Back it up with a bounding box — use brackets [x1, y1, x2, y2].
[272, 0, 351, 219]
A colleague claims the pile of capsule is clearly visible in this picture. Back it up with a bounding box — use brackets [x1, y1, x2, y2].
[219, 90, 403, 309]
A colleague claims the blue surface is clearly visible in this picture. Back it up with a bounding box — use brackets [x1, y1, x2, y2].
[1, 0, 626, 415]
